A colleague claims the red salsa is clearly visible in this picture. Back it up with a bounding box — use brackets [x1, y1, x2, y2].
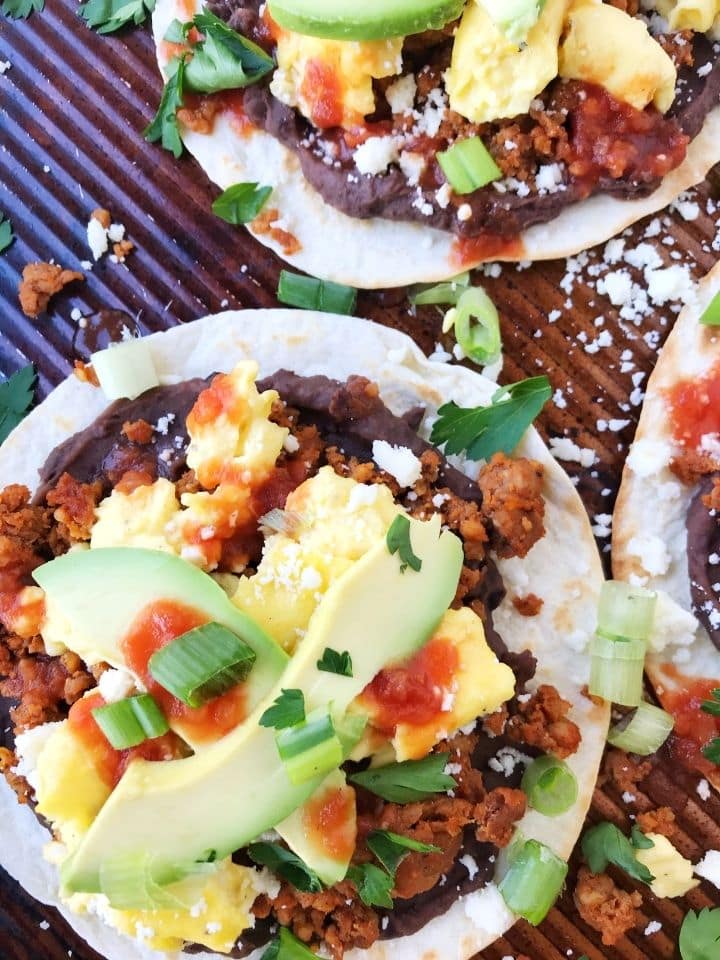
[659, 666, 720, 778]
[301, 59, 345, 130]
[666, 359, 720, 450]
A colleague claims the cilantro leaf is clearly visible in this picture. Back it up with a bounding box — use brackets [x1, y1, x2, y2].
[0, 365, 36, 445]
[212, 183, 272, 225]
[347, 863, 394, 909]
[247, 842, 323, 893]
[2, 0, 43, 19]
[78, 0, 155, 33]
[260, 927, 318, 960]
[581, 822, 654, 885]
[144, 55, 186, 158]
[163, 16, 185, 42]
[429, 375, 552, 462]
[316, 648, 353, 678]
[349, 754, 456, 804]
[366, 830, 440, 876]
[185, 10, 273, 94]
[679, 908, 720, 960]
[386, 515, 421, 574]
[701, 688, 720, 717]
[0, 214, 14, 253]
[259, 688, 305, 730]
[630, 825, 654, 850]
[702, 738, 720, 764]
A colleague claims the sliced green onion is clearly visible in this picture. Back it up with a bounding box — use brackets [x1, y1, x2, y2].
[91, 338, 160, 401]
[92, 694, 169, 750]
[607, 702, 674, 755]
[700, 290, 720, 326]
[589, 633, 646, 707]
[409, 272, 470, 307]
[448, 285, 501, 366]
[437, 137, 501, 194]
[278, 270, 357, 315]
[276, 708, 343, 785]
[521, 756, 578, 817]
[597, 580, 657, 642]
[498, 838, 568, 925]
[98, 851, 215, 910]
[149, 621, 257, 708]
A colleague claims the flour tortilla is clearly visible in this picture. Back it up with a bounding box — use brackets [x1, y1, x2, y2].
[613, 263, 720, 790]
[0, 310, 608, 959]
[151, 0, 720, 289]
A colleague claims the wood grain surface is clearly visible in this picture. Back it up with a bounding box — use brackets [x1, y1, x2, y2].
[1, 4, 720, 958]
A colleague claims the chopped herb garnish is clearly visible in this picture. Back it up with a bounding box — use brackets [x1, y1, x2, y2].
[366, 830, 440, 875]
[630, 825, 654, 850]
[429, 375, 552, 462]
[78, 0, 155, 33]
[144, 55, 187, 158]
[212, 183, 273, 225]
[347, 863, 394, 909]
[386, 515, 421, 574]
[316, 648, 353, 678]
[247, 842, 323, 893]
[0, 365, 36, 445]
[581, 822, 654, 885]
[259, 688, 305, 730]
[701, 688, 720, 716]
[0, 213, 14, 253]
[702, 738, 720, 765]
[2, 0, 43, 18]
[260, 927, 319, 960]
[679, 907, 720, 960]
[185, 9, 273, 93]
[349, 754, 456, 804]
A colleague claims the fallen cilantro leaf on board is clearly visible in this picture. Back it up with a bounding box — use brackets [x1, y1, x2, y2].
[2, 0, 43, 18]
[386, 515, 422, 573]
[679, 907, 720, 960]
[144, 55, 186, 158]
[429, 375, 552, 462]
[316, 647, 353, 678]
[79, 0, 155, 33]
[0, 214, 13, 253]
[0, 365, 36, 445]
[258, 688, 305, 730]
[212, 183, 272, 225]
[581, 821, 654, 885]
[347, 863, 395, 909]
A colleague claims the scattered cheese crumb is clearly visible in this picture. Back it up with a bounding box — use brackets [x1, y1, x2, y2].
[548, 437, 598, 468]
[695, 850, 720, 889]
[372, 440, 422, 487]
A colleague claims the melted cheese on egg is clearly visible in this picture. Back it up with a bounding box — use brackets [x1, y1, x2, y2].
[270, 29, 403, 129]
[233, 466, 400, 652]
[446, 0, 569, 124]
[559, 0, 677, 113]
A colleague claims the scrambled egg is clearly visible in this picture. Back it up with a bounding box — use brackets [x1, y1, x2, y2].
[351, 607, 516, 762]
[635, 834, 700, 899]
[559, 0, 677, 112]
[186, 361, 287, 490]
[270, 28, 403, 129]
[233, 467, 400, 652]
[91, 479, 180, 552]
[446, 0, 569, 124]
[657, 0, 720, 31]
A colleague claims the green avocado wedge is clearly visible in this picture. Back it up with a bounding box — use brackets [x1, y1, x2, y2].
[33, 548, 289, 748]
[267, 0, 466, 41]
[61, 515, 463, 898]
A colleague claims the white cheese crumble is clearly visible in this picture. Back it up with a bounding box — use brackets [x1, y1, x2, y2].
[647, 591, 698, 654]
[626, 438, 673, 478]
[354, 136, 399, 176]
[385, 74, 416, 114]
[644, 920, 662, 936]
[697, 779, 711, 801]
[695, 850, 720, 889]
[548, 437, 598, 468]
[97, 668, 136, 703]
[87, 217, 109, 262]
[0, 60, 11, 75]
[372, 440, 422, 487]
[347, 483, 379, 510]
[283, 434, 300, 453]
[399, 150, 426, 186]
[626, 534, 671, 577]
[460, 854, 479, 880]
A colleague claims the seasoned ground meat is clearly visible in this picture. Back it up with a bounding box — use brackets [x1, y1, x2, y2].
[670, 449, 720, 485]
[45, 473, 102, 543]
[512, 593, 544, 616]
[478, 453, 545, 559]
[506, 684, 581, 759]
[636, 806, 677, 840]
[18, 262, 84, 319]
[574, 866, 643, 946]
[601, 749, 652, 795]
[121, 419, 154, 444]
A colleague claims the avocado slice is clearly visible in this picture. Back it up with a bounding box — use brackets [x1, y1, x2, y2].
[34, 549, 289, 747]
[267, 0, 465, 41]
[62, 515, 462, 896]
